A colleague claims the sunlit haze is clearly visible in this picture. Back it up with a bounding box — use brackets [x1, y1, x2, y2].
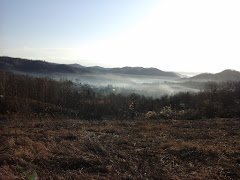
[1, 0, 240, 73]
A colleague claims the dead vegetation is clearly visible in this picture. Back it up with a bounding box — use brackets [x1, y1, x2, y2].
[0, 116, 239, 179]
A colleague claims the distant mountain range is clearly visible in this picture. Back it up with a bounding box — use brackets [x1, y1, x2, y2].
[0, 56, 179, 77]
[190, 69, 240, 81]
[1, 57, 240, 81]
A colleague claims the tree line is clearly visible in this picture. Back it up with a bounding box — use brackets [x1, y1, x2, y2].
[0, 70, 240, 120]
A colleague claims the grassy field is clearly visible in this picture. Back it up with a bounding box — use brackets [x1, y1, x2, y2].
[0, 116, 239, 179]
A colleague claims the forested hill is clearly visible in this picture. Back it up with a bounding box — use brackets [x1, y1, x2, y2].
[0, 56, 179, 77]
[85, 66, 179, 77]
[190, 69, 240, 81]
[0, 56, 89, 74]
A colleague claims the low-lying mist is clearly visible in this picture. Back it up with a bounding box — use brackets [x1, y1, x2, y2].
[49, 73, 200, 98]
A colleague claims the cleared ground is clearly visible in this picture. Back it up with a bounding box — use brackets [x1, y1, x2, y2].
[0, 116, 239, 179]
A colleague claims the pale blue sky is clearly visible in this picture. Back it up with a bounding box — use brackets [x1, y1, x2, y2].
[0, 0, 157, 48]
[1, 0, 240, 72]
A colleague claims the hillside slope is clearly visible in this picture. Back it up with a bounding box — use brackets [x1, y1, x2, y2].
[190, 69, 240, 81]
[0, 56, 179, 77]
[87, 66, 179, 77]
[0, 56, 89, 74]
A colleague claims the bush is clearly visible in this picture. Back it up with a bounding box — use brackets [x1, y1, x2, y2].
[159, 106, 176, 119]
[145, 111, 158, 119]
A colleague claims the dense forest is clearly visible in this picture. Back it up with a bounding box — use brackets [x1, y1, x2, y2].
[1, 70, 240, 120]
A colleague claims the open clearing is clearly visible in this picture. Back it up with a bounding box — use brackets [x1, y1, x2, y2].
[0, 117, 239, 179]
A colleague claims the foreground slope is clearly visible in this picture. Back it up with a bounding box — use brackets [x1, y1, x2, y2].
[0, 117, 239, 179]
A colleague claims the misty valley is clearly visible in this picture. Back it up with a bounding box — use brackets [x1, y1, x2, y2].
[49, 73, 200, 98]
[1, 57, 240, 179]
[1, 0, 240, 179]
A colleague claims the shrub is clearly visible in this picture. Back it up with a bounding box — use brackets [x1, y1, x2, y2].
[159, 106, 176, 119]
[145, 111, 158, 119]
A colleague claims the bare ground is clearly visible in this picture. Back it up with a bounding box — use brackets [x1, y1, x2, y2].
[0, 116, 239, 179]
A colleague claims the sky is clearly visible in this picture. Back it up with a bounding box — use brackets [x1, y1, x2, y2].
[1, 0, 240, 73]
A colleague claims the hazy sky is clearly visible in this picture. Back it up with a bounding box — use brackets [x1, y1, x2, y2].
[1, 0, 240, 73]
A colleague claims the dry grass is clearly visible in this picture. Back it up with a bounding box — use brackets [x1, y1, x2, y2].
[0, 115, 239, 179]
